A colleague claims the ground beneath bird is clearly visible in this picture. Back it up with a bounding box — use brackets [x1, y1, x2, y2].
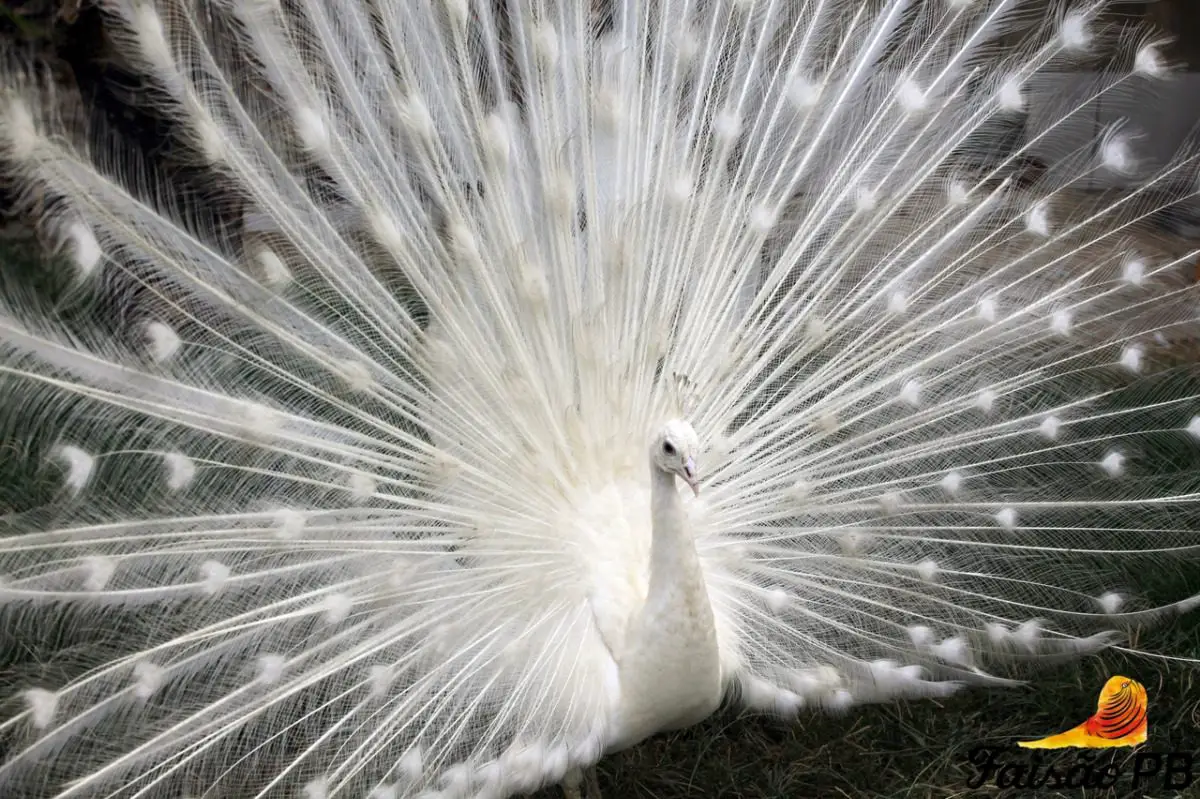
[533, 584, 1200, 799]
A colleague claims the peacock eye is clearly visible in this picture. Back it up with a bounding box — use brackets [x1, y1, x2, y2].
[663, 441, 676, 456]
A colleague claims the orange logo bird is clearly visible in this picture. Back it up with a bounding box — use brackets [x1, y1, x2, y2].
[1018, 676, 1148, 749]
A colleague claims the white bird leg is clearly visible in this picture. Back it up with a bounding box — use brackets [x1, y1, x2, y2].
[560, 765, 602, 799]
[561, 767, 583, 799]
[585, 764, 602, 799]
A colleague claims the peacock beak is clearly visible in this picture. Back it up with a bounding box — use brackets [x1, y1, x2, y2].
[682, 456, 700, 496]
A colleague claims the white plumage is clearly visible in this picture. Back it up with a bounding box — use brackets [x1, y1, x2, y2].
[0, 1, 1198, 797]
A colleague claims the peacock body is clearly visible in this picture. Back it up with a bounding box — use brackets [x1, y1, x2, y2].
[0, 0, 1198, 797]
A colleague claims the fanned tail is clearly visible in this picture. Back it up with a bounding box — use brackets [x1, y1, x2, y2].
[0, 1, 1197, 798]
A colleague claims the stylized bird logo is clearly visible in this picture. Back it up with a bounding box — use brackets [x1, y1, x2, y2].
[1018, 676, 1148, 749]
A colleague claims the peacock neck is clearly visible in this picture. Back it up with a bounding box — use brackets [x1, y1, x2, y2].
[644, 465, 712, 621]
[604, 462, 722, 752]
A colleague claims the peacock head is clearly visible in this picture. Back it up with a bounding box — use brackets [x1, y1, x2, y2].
[652, 419, 701, 496]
